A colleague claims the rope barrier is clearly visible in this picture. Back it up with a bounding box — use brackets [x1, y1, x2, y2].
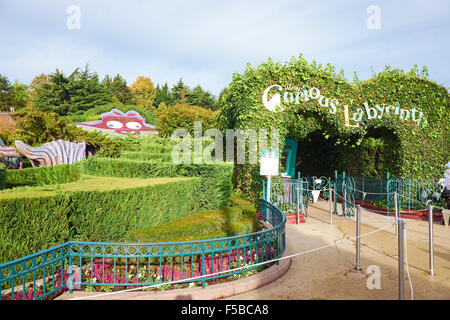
[69, 221, 396, 300]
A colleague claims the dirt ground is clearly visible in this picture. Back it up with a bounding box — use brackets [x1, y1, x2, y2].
[225, 200, 450, 300]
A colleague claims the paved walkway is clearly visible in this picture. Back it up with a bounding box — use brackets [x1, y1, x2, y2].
[59, 200, 450, 300]
[226, 201, 450, 300]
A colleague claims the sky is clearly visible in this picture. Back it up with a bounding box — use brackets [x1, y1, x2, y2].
[0, 0, 449, 96]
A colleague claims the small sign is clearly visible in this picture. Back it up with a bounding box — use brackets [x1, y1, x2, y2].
[260, 148, 279, 176]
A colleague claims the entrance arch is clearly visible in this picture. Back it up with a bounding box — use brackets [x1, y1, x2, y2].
[220, 55, 450, 196]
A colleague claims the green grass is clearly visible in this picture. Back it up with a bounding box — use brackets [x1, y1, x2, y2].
[129, 193, 257, 242]
[0, 175, 193, 199]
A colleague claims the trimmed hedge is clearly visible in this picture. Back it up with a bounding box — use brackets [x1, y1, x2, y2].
[0, 164, 5, 190]
[0, 176, 231, 263]
[120, 151, 173, 162]
[5, 162, 83, 188]
[0, 158, 233, 263]
[81, 157, 233, 211]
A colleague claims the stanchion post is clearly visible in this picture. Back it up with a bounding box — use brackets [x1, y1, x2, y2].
[296, 183, 300, 224]
[428, 205, 434, 276]
[394, 191, 398, 236]
[329, 187, 333, 224]
[398, 219, 405, 300]
[355, 204, 361, 271]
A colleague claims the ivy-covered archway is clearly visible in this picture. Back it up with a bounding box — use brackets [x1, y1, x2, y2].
[219, 55, 450, 196]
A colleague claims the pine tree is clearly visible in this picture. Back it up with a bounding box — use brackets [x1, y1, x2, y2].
[154, 82, 175, 107]
[0, 74, 14, 111]
[186, 85, 217, 110]
[102, 74, 134, 105]
[33, 66, 112, 116]
[171, 78, 189, 104]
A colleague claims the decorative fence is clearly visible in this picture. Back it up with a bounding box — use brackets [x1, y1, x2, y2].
[267, 172, 443, 219]
[333, 172, 356, 218]
[262, 177, 309, 217]
[387, 177, 443, 211]
[262, 176, 333, 218]
[347, 173, 443, 214]
[0, 199, 286, 300]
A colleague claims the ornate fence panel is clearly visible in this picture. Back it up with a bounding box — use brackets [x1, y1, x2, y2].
[263, 177, 309, 217]
[0, 199, 286, 300]
[0, 243, 71, 300]
[387, 177, 442, 211]
[333, 172, 356, 218]
[303, 176, 332, 201]
[344, 174, 442, 215]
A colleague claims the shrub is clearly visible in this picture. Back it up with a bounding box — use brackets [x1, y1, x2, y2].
[156, 103, 218, 137]
[0, 163, 6, 190]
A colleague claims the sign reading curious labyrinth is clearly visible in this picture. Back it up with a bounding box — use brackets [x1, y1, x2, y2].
[262, 84, 428, 128]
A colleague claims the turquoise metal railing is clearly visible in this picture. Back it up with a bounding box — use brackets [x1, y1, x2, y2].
[0, 199, 285, 300]
[333, 172, 356, 218]
[345, 174, 442, 213]
[387, 177, 442, 211]
[0, 242, 71, 300]
[262, 177, 309, 217]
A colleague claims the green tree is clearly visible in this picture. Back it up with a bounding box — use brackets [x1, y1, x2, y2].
[154, 82, 175, 107]
[186, 85, 217, 110]
[171, 78, 189, 104]
[10, 81, 30, 110]
[0, 74, 14, 112]
[33, 66, 112, 116]
[156, 103, 218, 137]
[102, 74, 135, 105]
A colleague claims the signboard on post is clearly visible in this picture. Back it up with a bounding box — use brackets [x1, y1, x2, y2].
[260, 149, 280, 211]
[260, 149, 279, 176]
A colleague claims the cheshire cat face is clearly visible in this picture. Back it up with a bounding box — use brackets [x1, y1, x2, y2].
[75, 109, 157, 135]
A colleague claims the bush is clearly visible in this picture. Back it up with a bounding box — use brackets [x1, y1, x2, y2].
[82, 157, 233, 210]
[157, 103, 218, 137]
[0, 163, 6, 190]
